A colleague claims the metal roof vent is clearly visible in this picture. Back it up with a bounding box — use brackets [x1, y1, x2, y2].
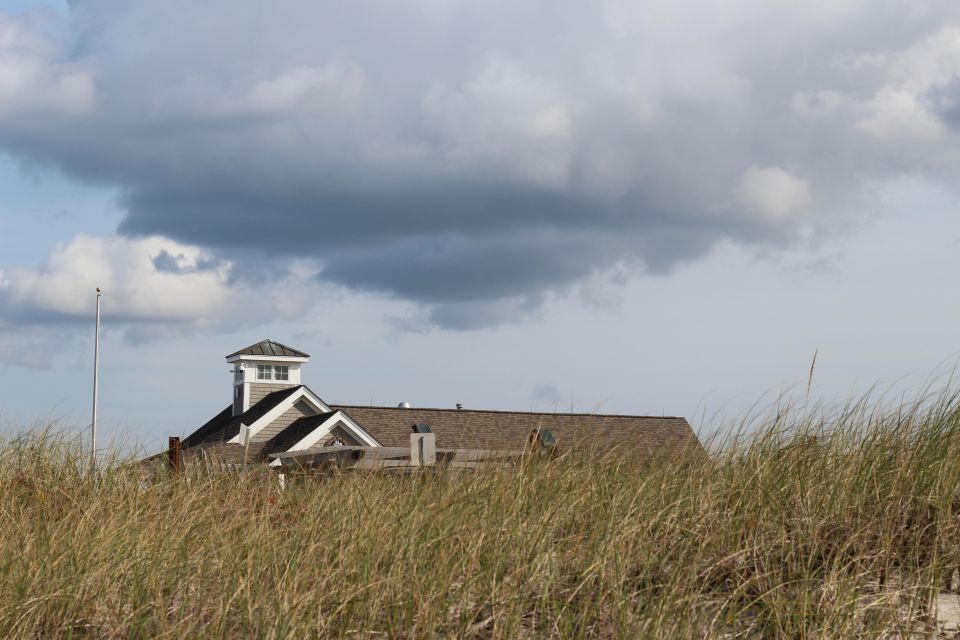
[398, 401, 412, 409]
[456, 403, 463, 410]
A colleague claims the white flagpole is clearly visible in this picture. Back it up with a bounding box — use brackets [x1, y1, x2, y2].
[91, 288, 101, 470]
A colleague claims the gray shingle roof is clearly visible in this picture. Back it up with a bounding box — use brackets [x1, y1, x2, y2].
[226, 339, 310, 358]
[332, 405, 702, 458]
[180, 386, 702, 464]
[181, 405, 233, 449]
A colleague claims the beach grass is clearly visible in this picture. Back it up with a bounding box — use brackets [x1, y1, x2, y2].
[2, 391, 960, 638]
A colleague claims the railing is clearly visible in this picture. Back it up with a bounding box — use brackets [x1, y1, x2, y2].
[160, 433, 528, 478]
[269, 434, 524, 471]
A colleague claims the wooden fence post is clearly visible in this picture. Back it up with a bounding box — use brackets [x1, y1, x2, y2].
[410, 433, 436, 467]
[168, 436, 182, 475]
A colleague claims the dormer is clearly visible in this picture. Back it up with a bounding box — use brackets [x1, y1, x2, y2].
[226, 339, 310, 416]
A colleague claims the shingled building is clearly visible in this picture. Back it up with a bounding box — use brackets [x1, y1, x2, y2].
[178, 339, 702, 464]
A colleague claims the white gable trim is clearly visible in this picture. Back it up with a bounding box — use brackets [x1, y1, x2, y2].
[288, 412, 343, 451]
[298, 386, 333, 415]
[335, 412, 380, 447]
[287, 410, 379, 451]
[226, 386, 332, 444]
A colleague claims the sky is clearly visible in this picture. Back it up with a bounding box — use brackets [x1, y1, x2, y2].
[1, 0, 960, 454]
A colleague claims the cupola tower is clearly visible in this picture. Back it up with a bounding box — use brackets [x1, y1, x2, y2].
[225, 340, 310, 416]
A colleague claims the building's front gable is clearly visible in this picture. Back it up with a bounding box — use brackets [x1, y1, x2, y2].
[285, 410, 378, 450]
[226, 387, 326, 444]
[210, 381, 380, 459]
[249, 399, 317, 444]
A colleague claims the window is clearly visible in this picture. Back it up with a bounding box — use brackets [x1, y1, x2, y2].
[254, 364, 289, 381]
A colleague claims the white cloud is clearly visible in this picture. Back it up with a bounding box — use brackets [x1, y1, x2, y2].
[0, 234, 325, 336]
[0, 234, 231, 322]
[790, 90, 857, 120]
[245, 62, 365, 114]
[422, 54, 574, 185]
[879, 27, 960, 92]
[0, 13, 94, 118]
[844, 29, 960, 143]
[792, 27, 960, 146]
[738, 167, 813, 222]
[856, 88, 945, 142]
[2, 0, 960, 332]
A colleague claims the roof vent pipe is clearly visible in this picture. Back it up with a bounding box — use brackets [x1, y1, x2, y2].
[398, 401, 412, 409]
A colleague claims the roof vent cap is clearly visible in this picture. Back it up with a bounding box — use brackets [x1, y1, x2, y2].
[398, 401, 412, 409]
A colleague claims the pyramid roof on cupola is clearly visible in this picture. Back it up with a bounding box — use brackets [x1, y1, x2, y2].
[226, 339, 310, 359]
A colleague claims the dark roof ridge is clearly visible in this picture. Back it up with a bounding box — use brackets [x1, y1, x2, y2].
[331, 404, 686, 420]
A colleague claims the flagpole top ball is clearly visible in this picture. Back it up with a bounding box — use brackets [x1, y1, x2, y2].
[96, 287, 101, 293]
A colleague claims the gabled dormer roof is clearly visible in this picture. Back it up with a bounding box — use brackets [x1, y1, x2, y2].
[181, 385, 305, 448]
[177, 385, 379, 463]
[226, 339, 310, 359]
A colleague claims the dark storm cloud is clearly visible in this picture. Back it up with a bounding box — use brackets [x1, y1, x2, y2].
[121, 181, 723, 304]
[927, 78, 960, 128]
[151, 250, 220, 275]
[3, 0, 960, 328]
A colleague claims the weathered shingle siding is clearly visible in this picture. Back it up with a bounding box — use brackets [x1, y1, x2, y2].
[251, 400, 317, 444]
[182, 442, 245, 462]
[249, 382, 296, 406]
[320, 423, 360, 447]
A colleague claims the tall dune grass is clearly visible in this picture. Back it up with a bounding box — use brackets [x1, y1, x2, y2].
[2, 391, 960, 638]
